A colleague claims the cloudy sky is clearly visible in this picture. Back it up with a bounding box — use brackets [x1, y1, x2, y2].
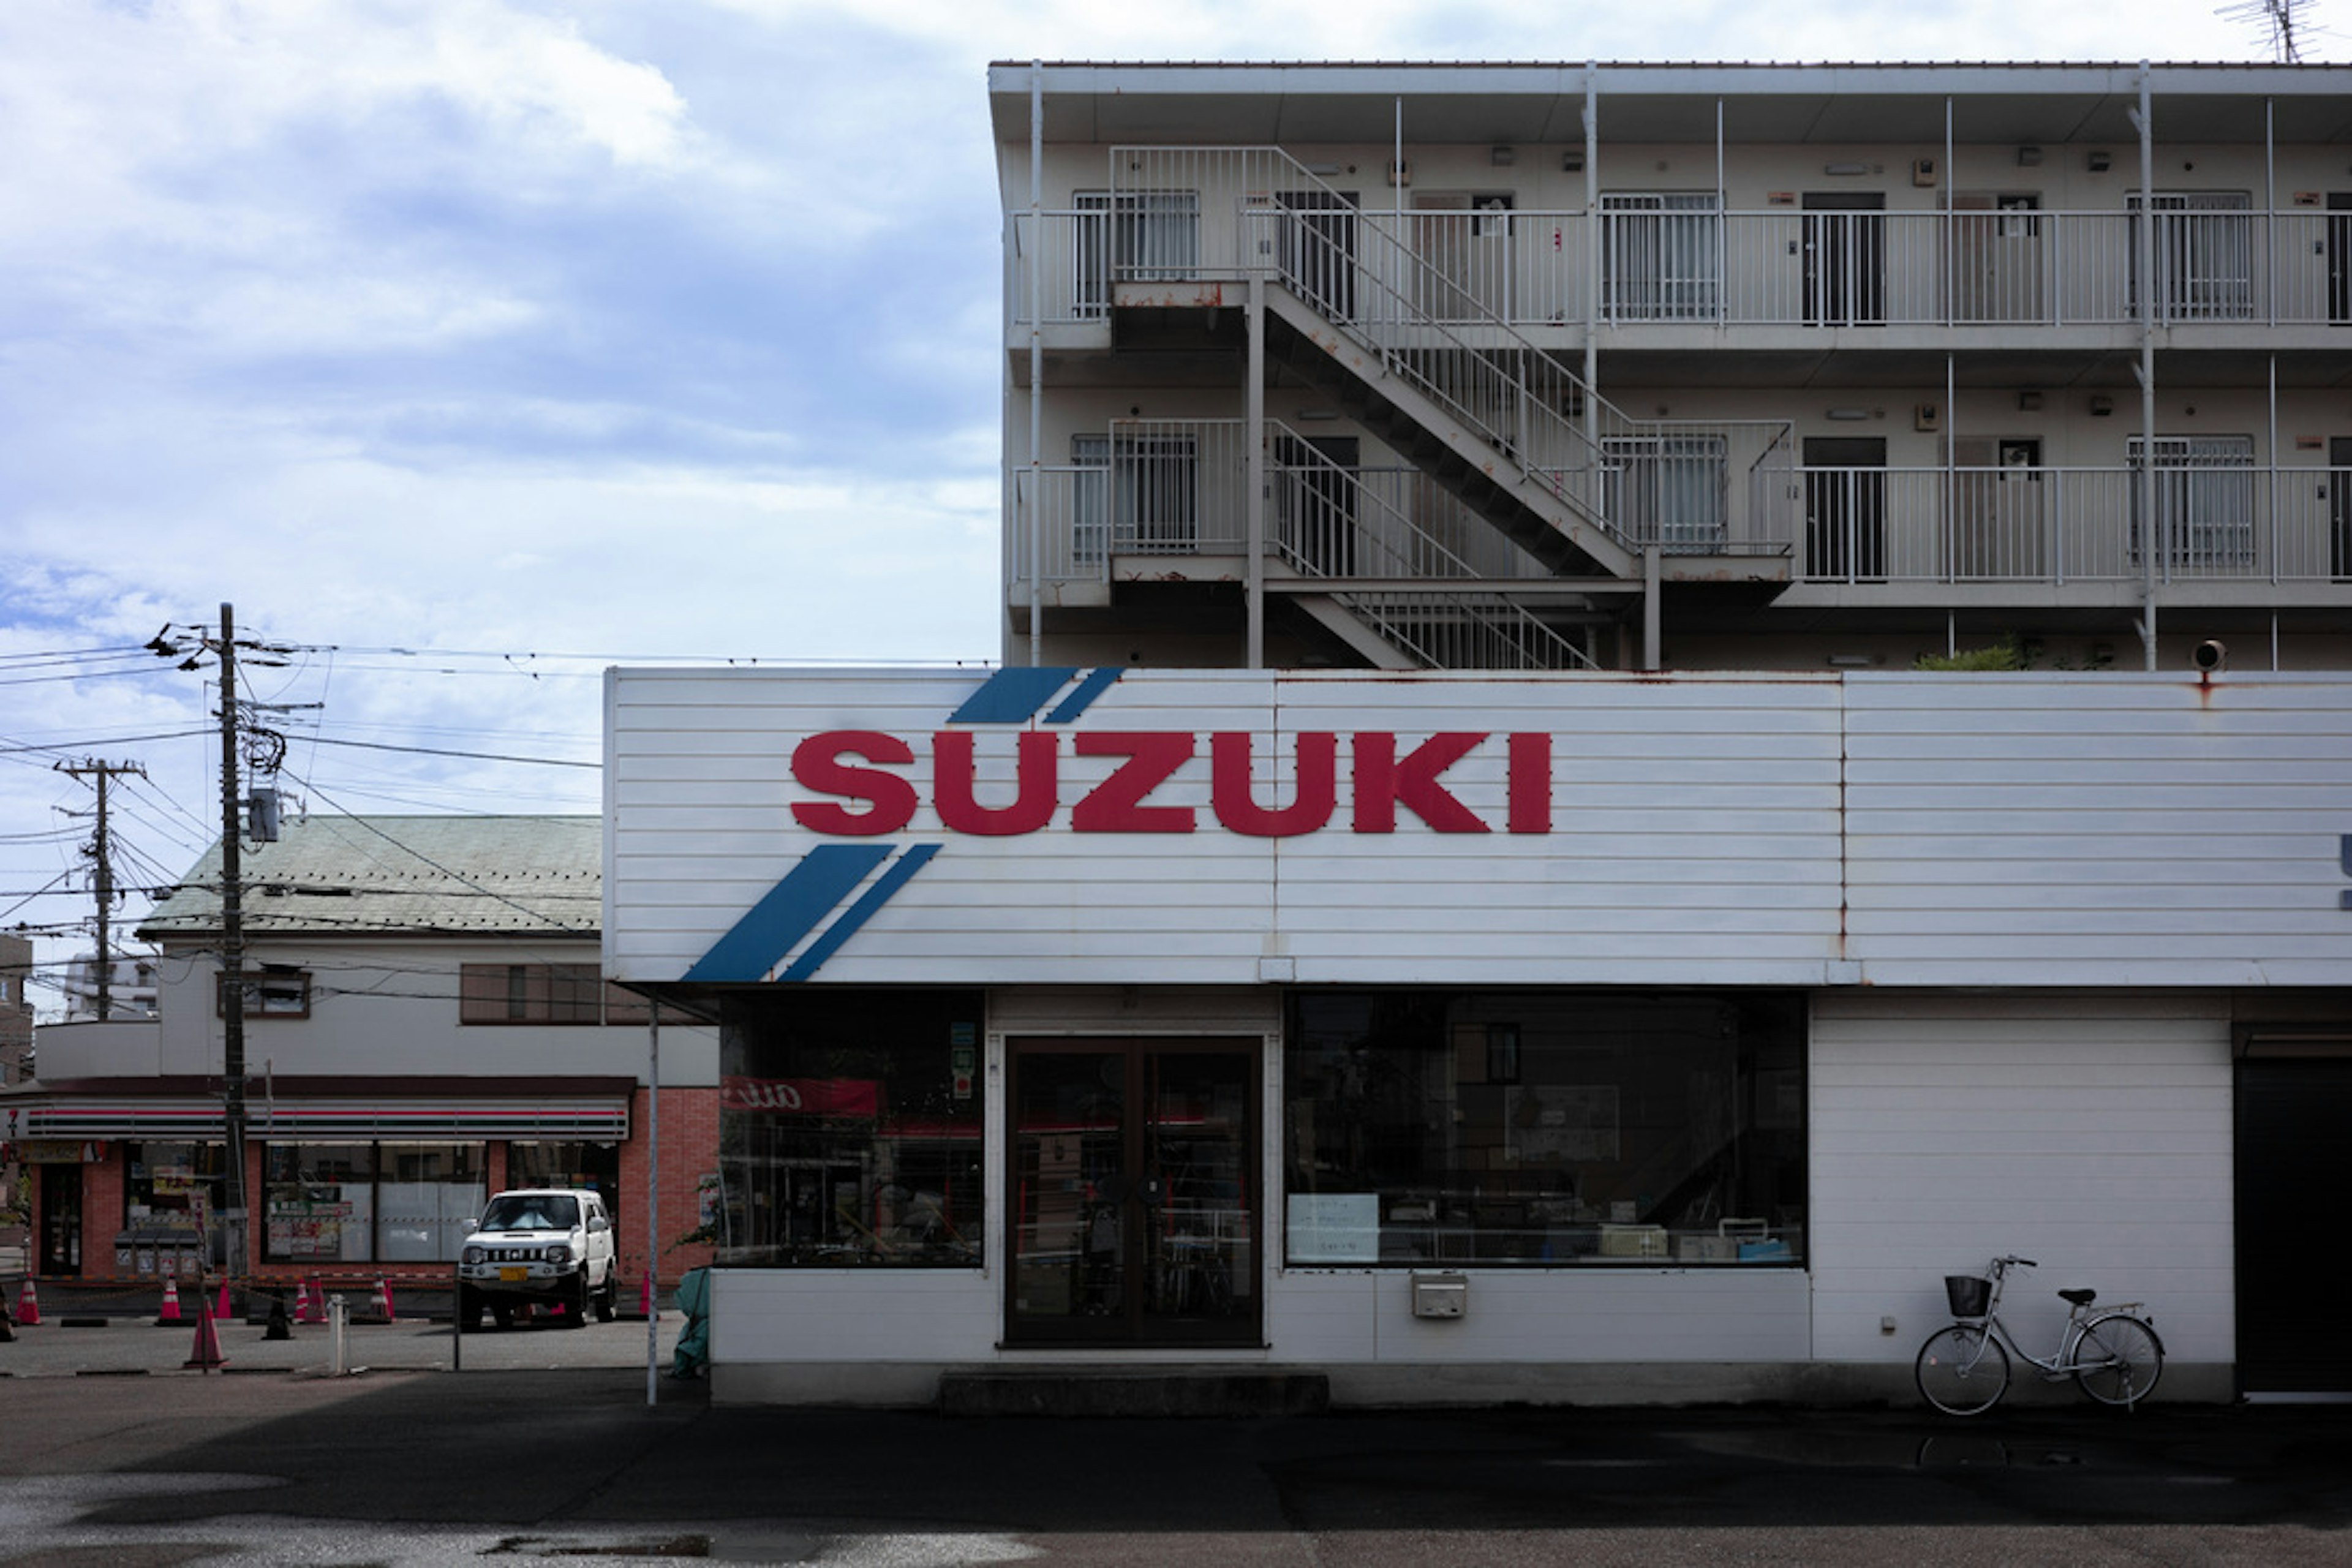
[0, 0, 2321, 1011]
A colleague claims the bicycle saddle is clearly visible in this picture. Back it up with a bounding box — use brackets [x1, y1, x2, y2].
[2058, 1288, 2097, 1306]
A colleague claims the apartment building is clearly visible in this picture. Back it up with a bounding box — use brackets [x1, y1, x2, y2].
[996, 61, 2352, 674]
[594, 64, 2352, 1409]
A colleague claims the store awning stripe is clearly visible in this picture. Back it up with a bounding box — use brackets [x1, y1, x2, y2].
[20, 1104, 630, 1139]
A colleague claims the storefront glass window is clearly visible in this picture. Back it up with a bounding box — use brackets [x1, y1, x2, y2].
[506, 1141, 620, 1227]
[376, 1143, 486, 1261]
[1285, 991, 1806, 1267]
[265, 1144, 375, 1263]
[715, 989, 984, 1267]
[123, 1142, 227, 1240]
[263, 1142, 484, 1263]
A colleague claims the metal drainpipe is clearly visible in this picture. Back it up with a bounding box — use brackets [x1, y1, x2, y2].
[2132, 62, 2158, 670]
[1028, 61, 1044, 669]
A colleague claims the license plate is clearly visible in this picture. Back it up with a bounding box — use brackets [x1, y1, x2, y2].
[498, 1267, 527, 1283]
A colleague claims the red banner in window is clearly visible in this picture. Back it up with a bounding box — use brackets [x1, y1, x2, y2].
[720, 1076, 880, 1117]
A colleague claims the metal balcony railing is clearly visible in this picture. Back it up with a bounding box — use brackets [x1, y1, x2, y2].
[1010, 202, 2352, 331]
[1014, 454, 2352, 590]
[1792, 465, 2352, 585]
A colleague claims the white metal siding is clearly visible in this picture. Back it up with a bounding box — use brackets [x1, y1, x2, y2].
[608, 667, 2351, 993]
[1809, 990, 2234, 1366]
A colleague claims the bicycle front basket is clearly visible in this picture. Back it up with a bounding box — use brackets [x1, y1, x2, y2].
[1945, 1275, 1992, 1318]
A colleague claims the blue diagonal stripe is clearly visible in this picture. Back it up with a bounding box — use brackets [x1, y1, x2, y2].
[949, 666, 1079, 723]
[1043, 666, 1121, 723]
[781, 844, 943, 981]
[683, 844, 893, 982]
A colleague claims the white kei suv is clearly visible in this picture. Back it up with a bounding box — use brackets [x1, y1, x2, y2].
[457, 1188, 618, 1329]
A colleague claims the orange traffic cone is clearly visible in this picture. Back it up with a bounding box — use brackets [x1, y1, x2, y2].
[297, 1278, 323, 1324]
[214, 1283, 233, 1322]
[375, 1278, 396, 1322]
[157, 1276, 185, 1327]
[15, 1277, 39, 1326]
[183, 1294, 226, 1371]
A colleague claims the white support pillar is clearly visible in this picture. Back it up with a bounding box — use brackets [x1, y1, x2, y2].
[1246, 271, 1266, 669]
[2130, 62, 2158, 671]
[1027, 61, 1045, 669]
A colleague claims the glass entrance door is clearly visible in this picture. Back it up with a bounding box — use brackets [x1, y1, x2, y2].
[1006, 1038, 1259, 1346]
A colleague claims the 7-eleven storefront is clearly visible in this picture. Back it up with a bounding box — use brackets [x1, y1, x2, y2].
[5, 1076, 639, 1293]
[605, 665, 2352, 1406]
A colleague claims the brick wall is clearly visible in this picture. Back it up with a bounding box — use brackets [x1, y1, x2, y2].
[616, 1085, 718, 1294]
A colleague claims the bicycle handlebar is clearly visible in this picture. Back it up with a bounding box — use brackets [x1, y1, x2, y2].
[1993, 1255, 2038, 1270]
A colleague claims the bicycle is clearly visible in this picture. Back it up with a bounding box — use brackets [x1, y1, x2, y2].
[1915, 1254, 2164, 1415]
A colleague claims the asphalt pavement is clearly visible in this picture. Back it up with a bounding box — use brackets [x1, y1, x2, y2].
[2, 1321, 2350, 1568]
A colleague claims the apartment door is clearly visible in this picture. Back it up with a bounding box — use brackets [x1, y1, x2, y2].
[1803, 192, 1885, 325]
[1950, 438, 2043, 579]
[38, 1164, 82, 1276]
[1006, 1038, 1260, 1347]
[1275, 434, 1360, 576]
[2329, 194, 2351, 326]
[1278, 190, 1360, 320]
[1803, 436, 1887, 580]
[1951, 193, 2044, 323]
[1411, 193, 1512, 322]
[2332, 437, 2351, 579]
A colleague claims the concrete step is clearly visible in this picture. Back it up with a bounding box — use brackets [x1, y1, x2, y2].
[938, 1368, 1330, 1419]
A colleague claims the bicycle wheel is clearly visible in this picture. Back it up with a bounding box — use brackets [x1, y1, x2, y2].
[2073, 1314, 2163, 1407]
[1917, 1324, 2010, 1415]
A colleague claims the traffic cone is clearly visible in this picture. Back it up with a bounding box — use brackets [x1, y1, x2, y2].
[157, 1276, 185, 1327]
[0, 1295, 13, 1343]
[183, 1295, 225, 1371]
[374, 1278, 395, 1322]
[639, 1269, 656, 1321]
[264, 1295, 292, 1341]
[15, 1278, 39, 1327]
[215, 1283, 233, 1322]
[297, 1279, 322, 1324]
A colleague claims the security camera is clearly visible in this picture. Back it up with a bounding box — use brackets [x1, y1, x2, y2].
[2191, 639, 2227, 673]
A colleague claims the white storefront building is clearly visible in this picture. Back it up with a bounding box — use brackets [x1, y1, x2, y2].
[605, 663, 2351, 1406]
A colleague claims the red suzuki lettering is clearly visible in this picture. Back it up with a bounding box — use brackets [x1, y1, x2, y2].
[1210, 731, 1336, 837]
[1507, 731, 1551, 834]
[933, 730, 1058, 835]
[790, 731, 918, 836]
[1072, 731, 1196, 832]
[1351, 732, 1491, 833]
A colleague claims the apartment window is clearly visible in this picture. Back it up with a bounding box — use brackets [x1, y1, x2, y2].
[1072, 432, 1200, 554]
[1600, 193, 1722, 320]
[216, 966, 311, 1019]
[461, 962, 599, 1023]
[2129, 434, 2256, 571]
[1072, 189, 1200, 313]
[1603, 434, 1728, 548]
[715, 989, 984, 1268]
[1285, 991, 1805, 1267]
[2129, 192, 2253, 320]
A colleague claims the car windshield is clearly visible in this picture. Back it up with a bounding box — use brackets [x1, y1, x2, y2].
[480, 1194, 579, 1231]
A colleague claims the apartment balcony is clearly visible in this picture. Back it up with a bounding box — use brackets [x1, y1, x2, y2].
[1009, 429, 2352, 616]
[1009, 201, 2351, 364]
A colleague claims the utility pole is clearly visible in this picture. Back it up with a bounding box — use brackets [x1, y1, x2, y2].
[146, 603, 297, 1287]
[217, 602, 249, 1285]
[54, 758, 148, 1020]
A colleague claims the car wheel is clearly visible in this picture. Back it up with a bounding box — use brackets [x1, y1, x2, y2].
[594, 1272, 617, 1323]
[563, 1275, 589, 1329]
[459, 1286, 486, 1331]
